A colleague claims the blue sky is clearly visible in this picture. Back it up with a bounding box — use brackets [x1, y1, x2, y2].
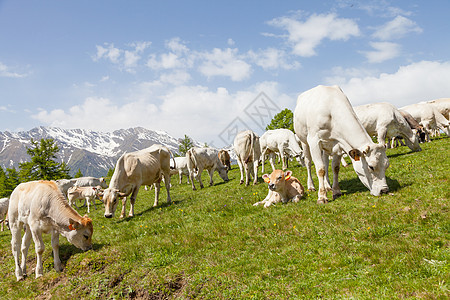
[1, 0, 449, 146]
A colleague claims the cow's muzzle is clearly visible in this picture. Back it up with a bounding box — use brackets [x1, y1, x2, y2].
[104, 214, 113, 218]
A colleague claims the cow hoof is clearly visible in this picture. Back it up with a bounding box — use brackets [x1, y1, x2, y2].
[332, 192, 342, 200]
[308, 187, 316, 191]
[240, 180, 244, 185]
[317, 198, 328, 204]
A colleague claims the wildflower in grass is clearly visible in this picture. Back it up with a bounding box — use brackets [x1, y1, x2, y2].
[102, 226, 104, 229]
[274, 223, 277, 226]
[372, 205, 376, 208]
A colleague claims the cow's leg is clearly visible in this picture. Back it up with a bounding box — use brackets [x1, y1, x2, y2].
[377, 128, 388, 147]
[268, 153, 276, 171]
[179, 171, 183, 184]
[252, 160, 259, 185]
[30, 226, 45, 278]
[11, 222, 24, 281]
[197, 168, 205, 189]
[163, 171, 172, 205]
[308, 140, 327, 204]
[279, 147, 287, 170]
[128, 187, 140, 217]
[20, 224, 32, 276]
[236, 157, 245, 185]
[85, 197, 90, 213]
[120, 197, 127, 219]
[422, 122, 432, 142]
[301, 142, 315, 191]
[51, 230, 63, 272]
[189, 170, 197, 190]
[261, 150, 266, 173]
[322, 153, 332, 192]
[208, 168, 214, 186]
[331, 154, 342, 200]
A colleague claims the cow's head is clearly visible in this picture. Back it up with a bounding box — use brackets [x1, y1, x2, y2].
[102, 188, 127, 218]
[404, 130, 422, 152]
[217, 163, 229, 182]
[262, 170, 291, 193]
[65, 216, 93, 251]
[349, 144, 390, 196]
[413, 127, 426, 143]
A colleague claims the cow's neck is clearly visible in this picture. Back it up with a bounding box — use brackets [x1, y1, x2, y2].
[48, 194, 83, 232]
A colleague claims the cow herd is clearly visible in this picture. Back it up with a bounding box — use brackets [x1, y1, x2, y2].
[3, 85, 449, 281]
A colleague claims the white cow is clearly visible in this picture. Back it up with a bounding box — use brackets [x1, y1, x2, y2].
[186, 147, 229, 190]
[170, 156, 190, 184]
[260, 129, 303, 172]
[0, 197, 9, 231]
[67, 186, 103, 213]
[233, 130, 261, 186]
[103, 144, 173, 218]
[8, 181, 93, 281]
[74, 177, 108, 189]
[294, 85, 390, 204]
[353, 102, 421, 152]
[401, 102, 450, 141]
[427, 98, 450, 120]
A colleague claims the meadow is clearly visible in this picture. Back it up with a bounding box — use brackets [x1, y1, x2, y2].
[0, 137, 448, 299]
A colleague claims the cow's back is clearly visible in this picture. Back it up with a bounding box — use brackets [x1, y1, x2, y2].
[234, 130, 260, 162]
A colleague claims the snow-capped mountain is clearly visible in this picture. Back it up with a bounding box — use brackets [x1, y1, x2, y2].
[0, 126, 187, 177]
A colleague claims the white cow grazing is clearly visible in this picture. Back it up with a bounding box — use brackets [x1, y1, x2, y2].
[186, 147, 229, 190]
[55, 178, 77, 197]
[294, 85, 390, 204]
[353, 102, 421, 152]
[427, 98, 450, 120]
[0, 197, 9, 231]
[103, 144, 173, 218]
[74, 177, 108, 189]
[67, 186, 103, 213]
[8, 181, 93, 281]
[401, 102, 450, 141]
[260, 129, 303, 173]
[170, 156, 190, 184]
[233, 130, 261, 186]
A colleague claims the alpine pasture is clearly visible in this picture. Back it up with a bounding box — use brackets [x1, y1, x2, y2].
[0, 137, 448, 299]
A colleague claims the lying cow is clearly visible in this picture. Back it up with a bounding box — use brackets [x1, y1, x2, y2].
[218, 149, 232, 170]
[67, 186, 103, 213]
[233, 130, 261, 186]
[186, 147, 229, 190]
[353, 102, 421, 152]
[0, 197, 9, 231]
[253, 170, 305, 208]
[170, 156, 190, 184]
[294, 85, 390, 204]
[8, 181, 93, 281]
[103, 144, 173, 218]
[260, 128, 303, 173]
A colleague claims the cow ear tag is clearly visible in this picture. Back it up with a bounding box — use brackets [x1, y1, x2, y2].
[285, 174, 291, 181]
[264, 177, 270, 183]
[69, 224, 75, 231]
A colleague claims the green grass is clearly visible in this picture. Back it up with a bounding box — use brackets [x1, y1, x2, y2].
[0, 137, 448, 299]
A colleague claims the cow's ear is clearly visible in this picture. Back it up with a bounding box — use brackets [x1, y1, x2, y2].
[68, 218, 80, 230]
[262, 174, 270, 183]
[284, 170, 292, 181]
[363, 145, 370, 155]
[349, 149, 362, 161]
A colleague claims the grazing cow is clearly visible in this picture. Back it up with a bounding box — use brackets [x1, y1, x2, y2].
[0, 197, 9, 231]
[399, 110, 427, 143]
[253, 170, 305, 208]
[170, 156, 190, 184]
[55, 178, 76, 197]
[260, 129, 303, 172]
[218, 149, 232, 170]
[103, 144, 173, 218]
[401, 103, 450, 141]
[427, 98, 450, 120]
[294, 85, 390, 204]
[233, 130, 261, 186]
[67, 186, 103, 213]
[74, 177, 108, 189]
[353, 102, 421, 152]
[186, 147, 229, 190]
[8, 181, 93, 281]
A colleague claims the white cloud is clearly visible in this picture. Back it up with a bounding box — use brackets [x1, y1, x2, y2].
[247, 48, 301, 70]
[198, 48, 252, 81]
[268, 12, 360, 57]
[165, 37, 188, 53]
[0, 62, 28, 78]
[94, 41, 152, 72]
[361, 41, 400, 63]
[372, 15, 422, 40]
[337, 60, 450, 107]
[94, 44, 122, 63]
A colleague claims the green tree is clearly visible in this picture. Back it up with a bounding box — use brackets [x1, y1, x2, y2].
[266, 108, 294, 132]
[0, 167, 7, 197]
[5, 167, 20, 196]
[107, 168, 115, 178]
[74, 168, 83, 178]
[19, 138, 71, 181]
[178, 135, 194, 156]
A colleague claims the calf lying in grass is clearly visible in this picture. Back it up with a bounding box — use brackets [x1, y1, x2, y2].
[253, 170, 305, 208]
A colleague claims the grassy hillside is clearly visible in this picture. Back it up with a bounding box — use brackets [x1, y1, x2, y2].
[0, 138, 448, 299]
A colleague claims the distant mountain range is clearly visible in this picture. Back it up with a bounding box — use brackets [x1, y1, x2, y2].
[0, 126, 191, 177]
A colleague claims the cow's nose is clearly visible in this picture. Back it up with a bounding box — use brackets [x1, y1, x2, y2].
[380, 187, 389, 194]
[268, 183, 275, 190]
[104, 214, 112, 219]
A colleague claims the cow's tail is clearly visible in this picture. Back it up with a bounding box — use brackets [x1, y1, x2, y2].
[244, 132, 254, 164]
[186, 148, 198, 173]
[166, 147, 176, 170]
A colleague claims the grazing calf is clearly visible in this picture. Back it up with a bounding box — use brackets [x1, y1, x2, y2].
[0, 197, 9, 231]
[67, 186, 103, 213]
[253, 170, 305, 208]
[233, 130, 261, 186]
[8, 181, 93, 281]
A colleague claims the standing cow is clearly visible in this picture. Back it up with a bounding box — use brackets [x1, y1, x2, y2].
[102, 144, 173, 218]
[218, 149, 232, 170]
[233, 130, 261, 186]
[8, 181, 93, 281]
[427, 98, 450, 120]
[170, 156, 190, 184]
[186, 147, 229, 190]
[353, 102, 421, 152]
[260, 129, 303, 172]
[294, 85, 390, 204]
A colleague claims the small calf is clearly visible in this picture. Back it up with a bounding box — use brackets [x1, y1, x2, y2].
[0, 197, 9, 231]
[253, 170, 305, 208]
[67, 186, 103, 213]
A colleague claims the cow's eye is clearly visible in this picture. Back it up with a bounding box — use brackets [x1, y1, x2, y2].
[83, 234, 89, 240]
[369, 165, 374, 171]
